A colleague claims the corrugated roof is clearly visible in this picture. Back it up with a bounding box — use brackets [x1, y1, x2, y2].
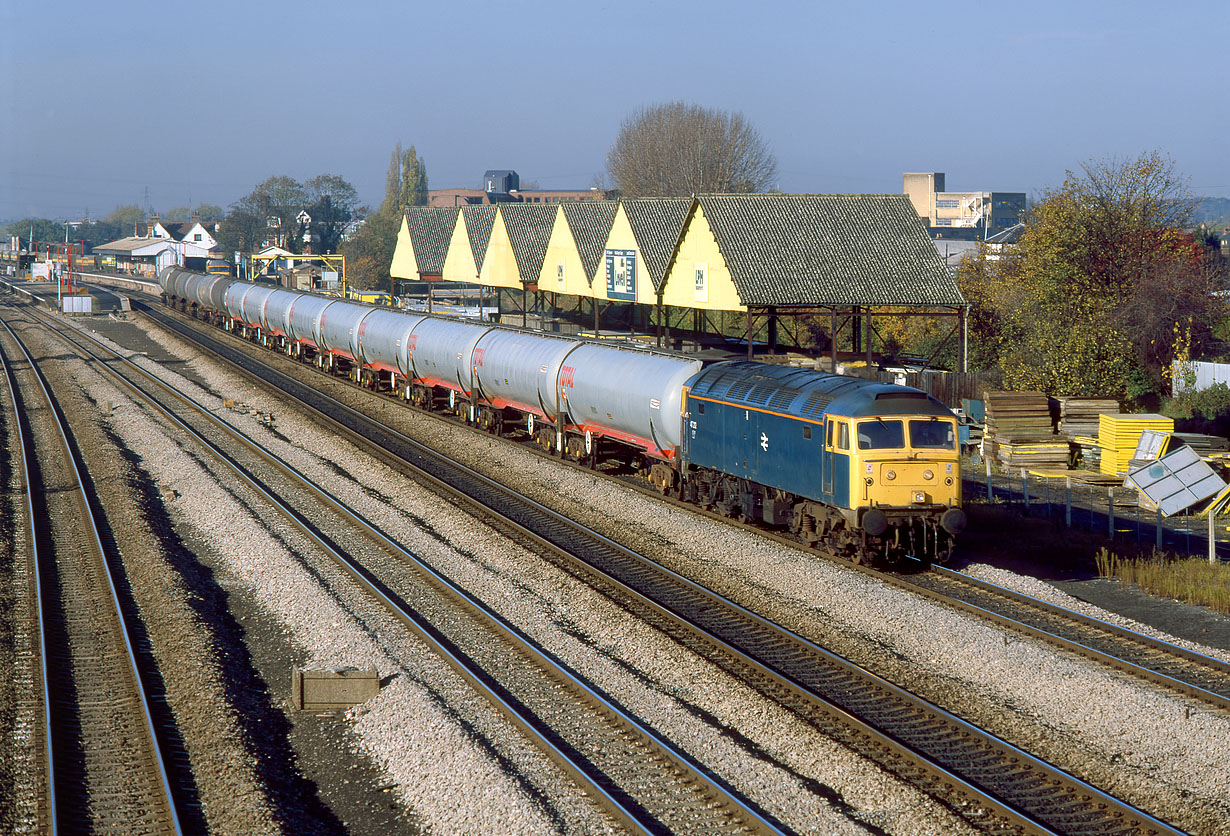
[560, 200, 618, 280]
[403, 207, 458, 275]
[621, 198, 691, 292]
[460, 204, 498, 268]
[694, 194, 965, 307]
[497, 203, 557, 282]
[94, 236, 174, 254]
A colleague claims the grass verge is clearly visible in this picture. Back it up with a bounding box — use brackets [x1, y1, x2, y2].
[1094, 549, 1230, 615]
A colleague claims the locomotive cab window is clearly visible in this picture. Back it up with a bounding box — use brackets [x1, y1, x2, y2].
[909, 418, 956, 449]
[857, 419, 904, 450]
[837, 422, 850, 450]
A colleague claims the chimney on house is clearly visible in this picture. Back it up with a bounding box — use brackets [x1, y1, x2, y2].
[148, 213, 160, 237]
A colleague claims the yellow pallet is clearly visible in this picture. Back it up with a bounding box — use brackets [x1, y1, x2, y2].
[1097, 413, 1173, 475]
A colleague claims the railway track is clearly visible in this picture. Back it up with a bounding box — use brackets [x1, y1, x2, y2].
[0, 309, 185, 834]
[13, 294, 788, 834]
[906, 566, 1230, 711]
[132, 284, 1230, 717]
[140, 300, 1192, 836]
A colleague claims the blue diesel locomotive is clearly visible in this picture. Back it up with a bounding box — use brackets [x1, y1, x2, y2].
[681, 362, 964, 564]
[160, 268, 964, 564]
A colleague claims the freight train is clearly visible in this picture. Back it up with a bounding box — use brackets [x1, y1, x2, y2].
[159, 267, 966, 564]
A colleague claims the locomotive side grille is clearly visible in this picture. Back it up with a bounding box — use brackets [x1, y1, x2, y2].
[746, 383, 778, 406]
[800, 392, 833, 418]
[768, 388, 798, 410]
[726, 378, 756, 400]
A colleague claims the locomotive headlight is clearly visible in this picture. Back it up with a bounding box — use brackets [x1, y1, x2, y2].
[923, 469, 934, 481]
[912, 491, 926, 503]
[885, 470, 896, 481]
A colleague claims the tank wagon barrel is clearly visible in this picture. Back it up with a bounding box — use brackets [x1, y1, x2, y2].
[157, 267, 963, 565]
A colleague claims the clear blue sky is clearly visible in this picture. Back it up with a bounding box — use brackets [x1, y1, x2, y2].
[3, 0, 1227, 220]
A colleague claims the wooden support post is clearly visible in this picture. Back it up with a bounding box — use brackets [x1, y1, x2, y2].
[768, 306, 778, 354]
[830, 307, 837, 372]
[747, 308, 754, 360]
[1156, 507, 1163, 550]
[865, 306, 872, 367]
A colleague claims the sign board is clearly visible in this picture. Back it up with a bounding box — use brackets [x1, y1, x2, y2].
[605, 249, 637, 301]
[61, 295, 93, 315]
[1128, 445, 1225, 516]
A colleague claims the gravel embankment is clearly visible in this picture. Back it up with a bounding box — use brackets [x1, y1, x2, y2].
[141, 316, 1230, 836]
[120, 316, 980, 836]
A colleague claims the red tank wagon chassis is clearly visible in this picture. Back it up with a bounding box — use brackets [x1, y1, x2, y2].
[160, 267, 964, 564]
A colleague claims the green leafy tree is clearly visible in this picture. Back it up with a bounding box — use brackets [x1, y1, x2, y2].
[345, 144, 428, 290]
[958, 151, 1223, 405]
[4, 217, 69, 247]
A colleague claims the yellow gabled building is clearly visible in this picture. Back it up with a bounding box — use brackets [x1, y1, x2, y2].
[478, 203, 555, 291]
[391, 207, 458, 283]
[594, 198, 691, 306]
[538, 201, 618, 300]
[659, 198, 747, 313]
[441, 204, 497, 284]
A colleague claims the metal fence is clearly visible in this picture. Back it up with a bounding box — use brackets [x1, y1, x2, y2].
[966, 462, 1225, 563]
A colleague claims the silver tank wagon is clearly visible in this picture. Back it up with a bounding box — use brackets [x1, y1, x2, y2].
[205, 275, 233, 313]
[259, 288, 299, 337]
[356, 309, 426, 375]
[319, 300, 373, 360]
[239, 284, 278, 329]
[287, 293, 336, 349]
[404, 317, 490, 394]
[561, 344, 701, 456]
[471, 328, 577, 419]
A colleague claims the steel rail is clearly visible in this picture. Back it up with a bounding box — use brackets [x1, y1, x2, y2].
[141, 302, 1192, 836]
[0, 321, 55, 834]
[34, 301, 786, 836]
[0, 312, 184, 835]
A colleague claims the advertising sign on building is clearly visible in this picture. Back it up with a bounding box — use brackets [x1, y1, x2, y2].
[605, 249, 636, 301]
[694, 262, 708, 303]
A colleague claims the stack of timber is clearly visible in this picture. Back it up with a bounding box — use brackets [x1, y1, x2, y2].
[983, 390, 1068, 468]
[1098, 413, 1174, 475]
[1174, 433, 1230, 458]
[1057, 397, 1119, 439]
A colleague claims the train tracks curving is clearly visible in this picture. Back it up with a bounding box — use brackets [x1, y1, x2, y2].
[0, 310, 185, 834]
[140, 300, 1193, 835]
[12, 294, 788, 834]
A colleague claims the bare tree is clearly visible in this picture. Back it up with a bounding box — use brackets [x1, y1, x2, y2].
[607, 101, 777, 196]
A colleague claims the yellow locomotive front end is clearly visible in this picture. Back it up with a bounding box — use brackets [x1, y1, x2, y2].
[850, 414, 965, 564]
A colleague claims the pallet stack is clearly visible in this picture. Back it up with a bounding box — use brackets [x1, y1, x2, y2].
[1098, 413, 1174, 475]
[983, 391, 1068, 468]
[1057, 397, 1119, 439]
